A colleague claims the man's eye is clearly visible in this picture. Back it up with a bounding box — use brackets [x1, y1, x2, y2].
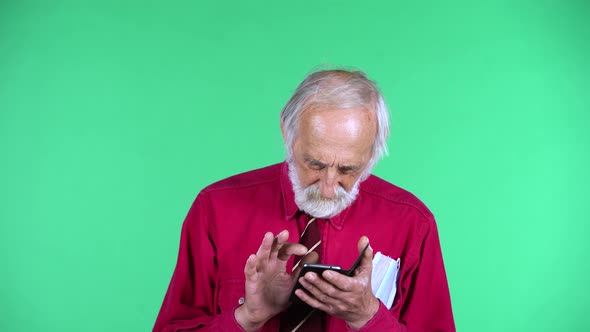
[311, 164, 324, 170]
[339, 167, 357, 175]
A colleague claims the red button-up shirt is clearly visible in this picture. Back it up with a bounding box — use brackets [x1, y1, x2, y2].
[153, 162, 455, 332]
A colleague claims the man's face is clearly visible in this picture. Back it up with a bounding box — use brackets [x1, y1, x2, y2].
[284, 106, 377, 218]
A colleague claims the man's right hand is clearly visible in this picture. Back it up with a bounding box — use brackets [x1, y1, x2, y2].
[234, 230, 318, 332]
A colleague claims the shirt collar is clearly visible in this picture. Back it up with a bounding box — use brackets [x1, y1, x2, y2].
[279, 161, 350, 231]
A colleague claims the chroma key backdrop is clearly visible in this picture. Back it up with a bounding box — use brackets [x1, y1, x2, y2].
[1, 1, 589, 331]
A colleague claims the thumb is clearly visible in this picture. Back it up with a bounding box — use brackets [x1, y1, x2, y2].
[355, 236, 374, 276]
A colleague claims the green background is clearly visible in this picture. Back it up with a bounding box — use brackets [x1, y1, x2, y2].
[1, 1, 589, 331]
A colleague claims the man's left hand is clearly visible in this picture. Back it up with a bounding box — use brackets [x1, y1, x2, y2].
[294, 236, 380, 329]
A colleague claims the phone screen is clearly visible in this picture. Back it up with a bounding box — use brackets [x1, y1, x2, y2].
[289, 243, 370, 302]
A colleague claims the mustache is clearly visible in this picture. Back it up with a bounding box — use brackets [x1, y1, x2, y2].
[304, 185, 347, 202]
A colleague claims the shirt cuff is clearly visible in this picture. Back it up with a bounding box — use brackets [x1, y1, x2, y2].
[231, 305, 249, 332]
[351, 301, 391, 331]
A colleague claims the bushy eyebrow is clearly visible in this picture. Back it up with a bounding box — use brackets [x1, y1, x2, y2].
[338, 165, 362, 173]
[303, 156, 362, 173]
[304, 157, 327, 168]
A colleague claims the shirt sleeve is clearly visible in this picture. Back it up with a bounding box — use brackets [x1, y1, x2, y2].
[349, 217, 455, 332]
[153, 193, 245, 332]
[349, 302, 407, 332]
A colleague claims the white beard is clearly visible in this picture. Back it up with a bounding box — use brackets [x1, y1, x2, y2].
[287, 161, 362, 219]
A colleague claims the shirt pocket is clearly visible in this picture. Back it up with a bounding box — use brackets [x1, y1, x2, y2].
[217, 278, 246, 312]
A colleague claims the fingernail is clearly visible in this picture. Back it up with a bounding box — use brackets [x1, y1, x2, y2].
[324, 271, 332, 278]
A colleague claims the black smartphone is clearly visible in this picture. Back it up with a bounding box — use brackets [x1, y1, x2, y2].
[289, 243, 370, 302]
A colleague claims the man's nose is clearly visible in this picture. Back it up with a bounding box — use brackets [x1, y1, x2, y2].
[319, 169, 339, 199]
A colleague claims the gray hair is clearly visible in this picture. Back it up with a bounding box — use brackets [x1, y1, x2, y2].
[280, 69, 390, 176]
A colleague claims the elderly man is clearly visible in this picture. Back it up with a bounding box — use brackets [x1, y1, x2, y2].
[153, 69, 455, 331]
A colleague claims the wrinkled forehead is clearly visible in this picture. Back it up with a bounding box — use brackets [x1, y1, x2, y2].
[297, 103, 377, 134]
[294, 106, 377, 160]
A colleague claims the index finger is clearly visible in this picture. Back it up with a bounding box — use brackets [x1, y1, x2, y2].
[320, 269, 355, 292]
[256, 232, 275, 258]
[269, 230, 289, 259]
[277, 242, 308, 261]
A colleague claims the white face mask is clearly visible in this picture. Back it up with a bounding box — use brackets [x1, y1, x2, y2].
[287, 161, 362, 219]
[371, 252, 400, 310]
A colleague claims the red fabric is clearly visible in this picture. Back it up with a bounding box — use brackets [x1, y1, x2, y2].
[153, 162, 455, 332]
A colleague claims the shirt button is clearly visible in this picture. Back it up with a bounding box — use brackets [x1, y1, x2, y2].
[238, 297, 245, 305]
